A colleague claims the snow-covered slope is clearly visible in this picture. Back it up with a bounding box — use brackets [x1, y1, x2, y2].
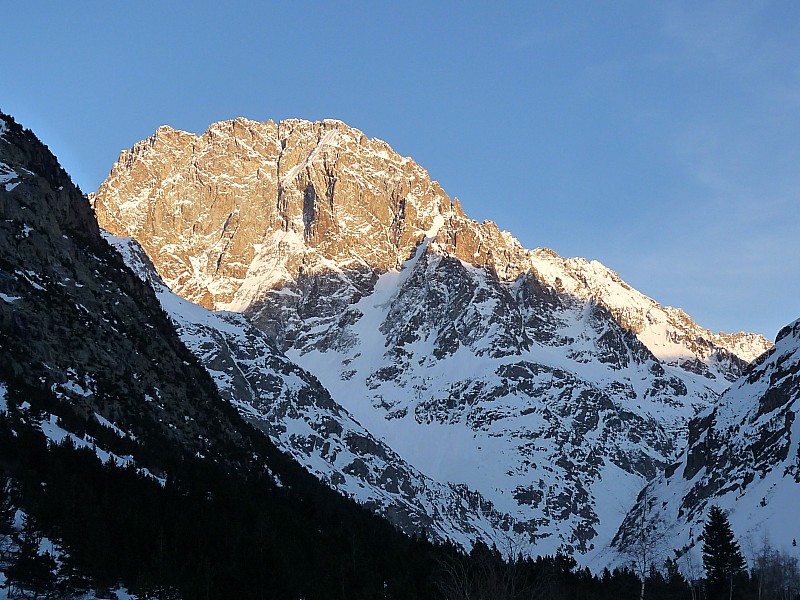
[106, 233, 531, 550]
[612, 317, 800, 567]
[92, 117, 773, 560]
[281, 237, 741, 558]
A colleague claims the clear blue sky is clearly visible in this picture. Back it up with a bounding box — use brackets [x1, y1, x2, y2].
[3, 1, 799, 339]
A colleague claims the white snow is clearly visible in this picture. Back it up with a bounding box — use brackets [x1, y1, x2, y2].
[95, 412, 134, 440]
[221, 230, 306, 312]
[280, 128, 340, 186]
[608, 318, 800, 572]
[15, 270, 45, 291]
[0, 161, 19, 191]
[0, 293, 21, 303]
[37, 413, 162, 485]
[112, 587, 138, 600]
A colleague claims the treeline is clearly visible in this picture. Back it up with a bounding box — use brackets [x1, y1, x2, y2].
[0, 411, 682, 600]
[1, 413, 799, 599]
[0, 413, 441, 599]
[688, 504, 799, 600]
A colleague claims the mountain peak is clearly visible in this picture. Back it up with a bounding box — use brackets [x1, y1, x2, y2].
[93, 116, 457, 311]
[92, 116, 773, 559]
[92, 113, 771, 388]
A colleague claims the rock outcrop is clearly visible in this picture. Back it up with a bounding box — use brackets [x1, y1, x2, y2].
[0, 112, 278, 476]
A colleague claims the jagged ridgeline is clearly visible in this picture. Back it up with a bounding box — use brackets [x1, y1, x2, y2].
[92, 117, 772, 560]
[0, 111, 508, 598]
[0, 114, 266, 469]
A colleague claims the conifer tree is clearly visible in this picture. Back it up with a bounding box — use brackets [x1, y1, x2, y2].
[702, 506, 746, 600]
[0, 478, 15, 580]
[5, 516, 57, 598]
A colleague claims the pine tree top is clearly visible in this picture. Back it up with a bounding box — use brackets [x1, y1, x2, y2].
[701, 505, 746, 585]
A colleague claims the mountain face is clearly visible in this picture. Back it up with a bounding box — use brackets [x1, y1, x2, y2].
[612, 317, 800, 565]
[91, 118, 769, 374]
[106, 233, 523, 548]
[92, 117, 772, 559]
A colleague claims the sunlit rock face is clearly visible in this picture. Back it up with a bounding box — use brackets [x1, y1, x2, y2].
[93, 118, 454, 312]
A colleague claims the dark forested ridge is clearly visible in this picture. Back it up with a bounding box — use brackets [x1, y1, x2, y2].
[2, 419, 796, 600]
[0, 401, 684, 600]
[0, 403, 442, 599]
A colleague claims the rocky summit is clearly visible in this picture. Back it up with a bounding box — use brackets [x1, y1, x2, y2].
[92, 117, 773, 560]
[92, 118, 451, 313]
